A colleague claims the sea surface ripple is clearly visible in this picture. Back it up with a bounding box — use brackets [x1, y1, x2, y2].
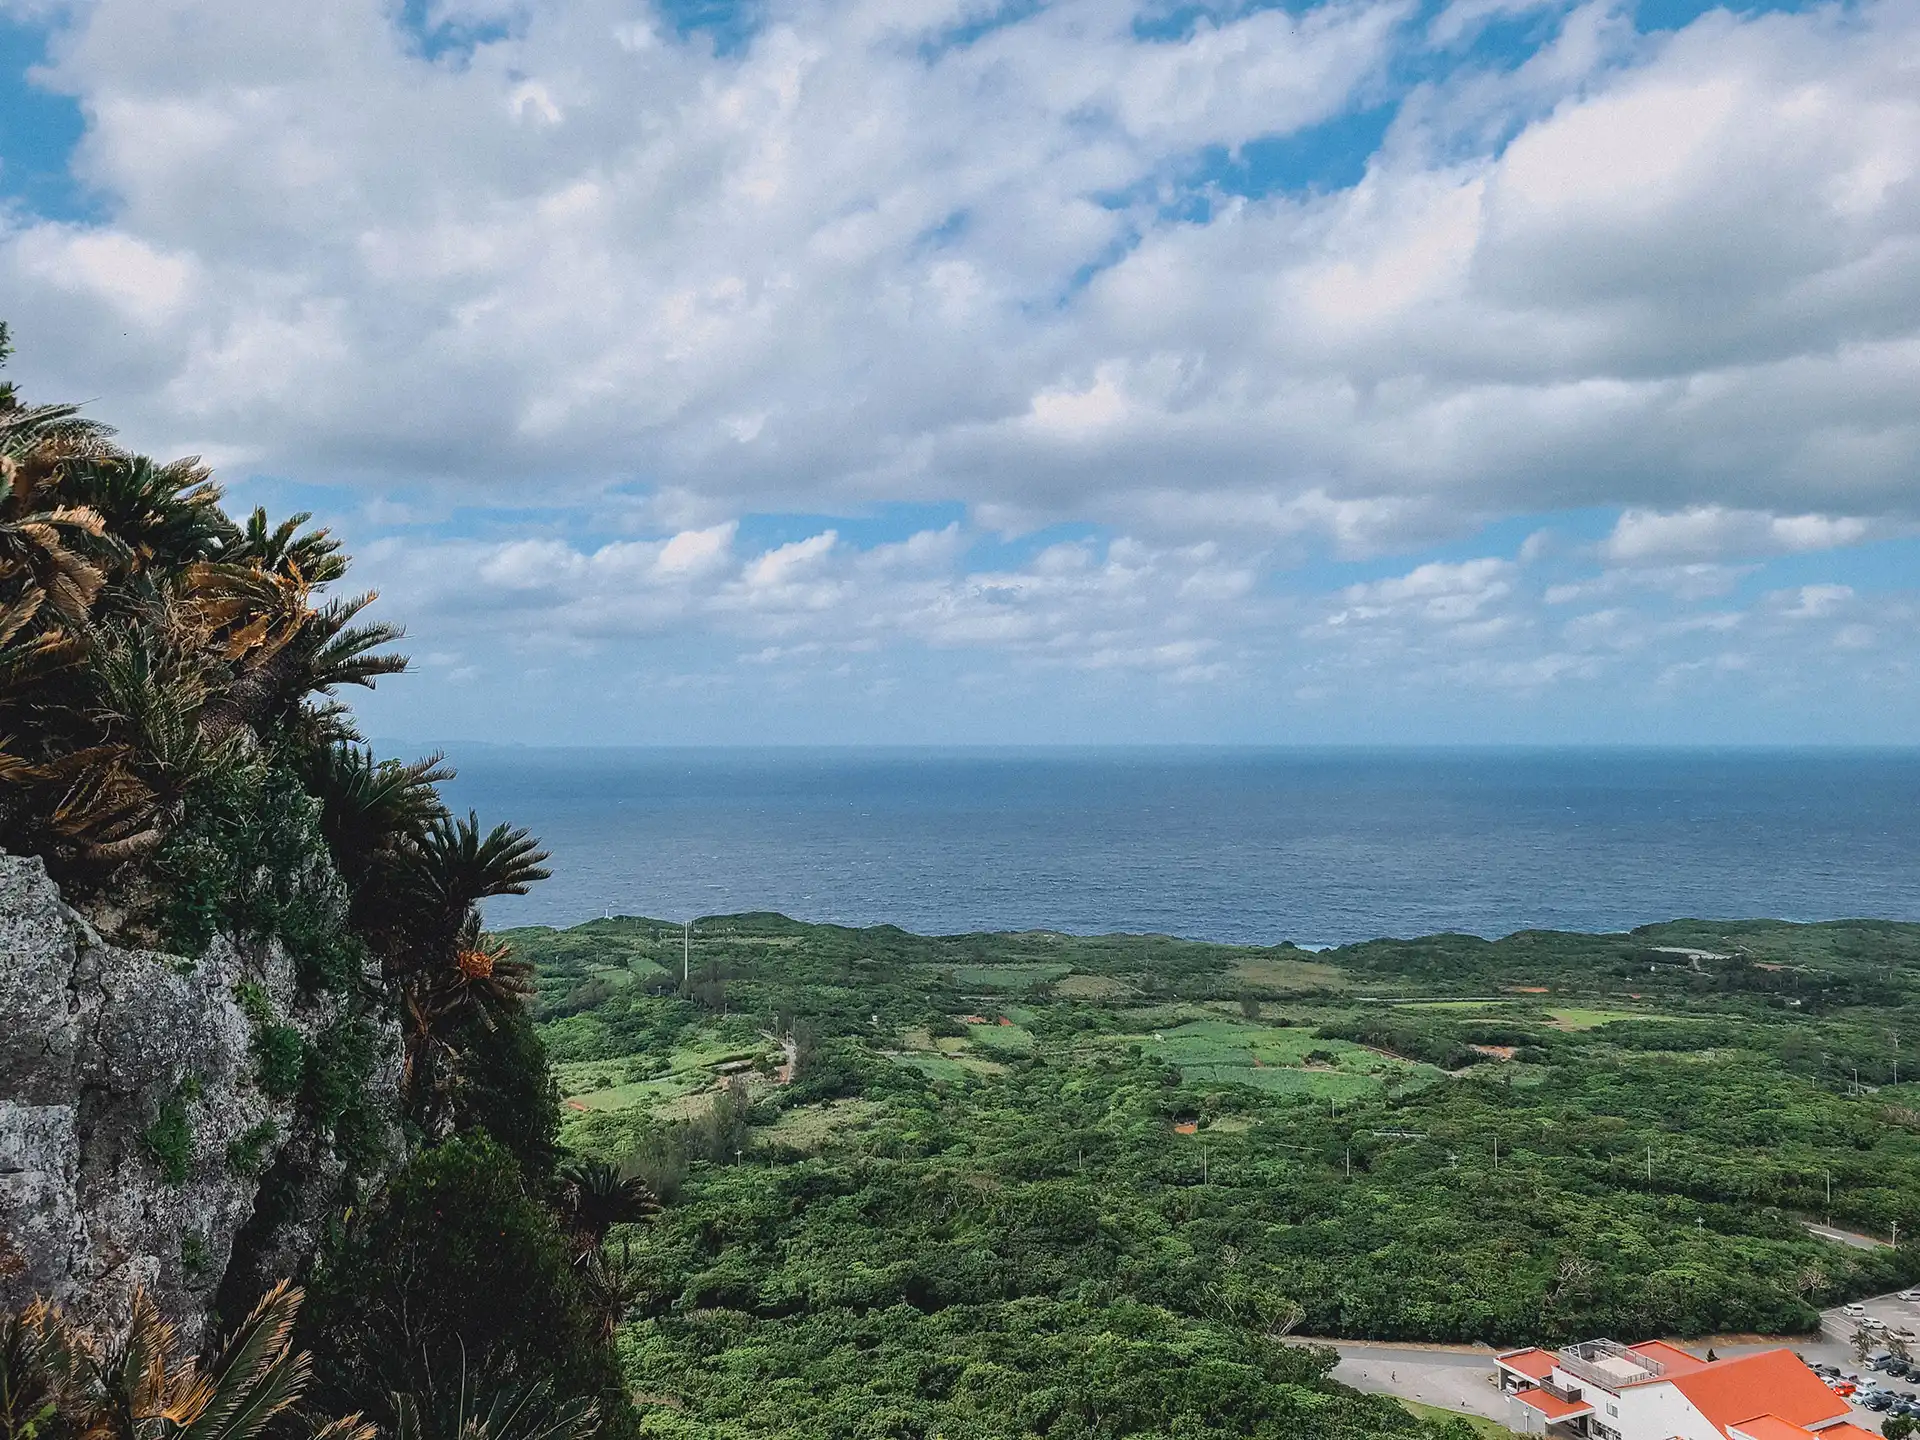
[436, 747, 1920, 946]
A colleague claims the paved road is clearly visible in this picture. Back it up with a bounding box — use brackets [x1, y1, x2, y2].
[1805, 1221, 1892, 1251]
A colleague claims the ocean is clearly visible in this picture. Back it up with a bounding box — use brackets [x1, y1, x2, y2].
[433, 747, 1920, 947]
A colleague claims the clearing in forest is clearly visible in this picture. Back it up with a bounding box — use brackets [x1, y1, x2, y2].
[1547, 1006, 1667, 1030]
[1105, 1018, 1444, 1096]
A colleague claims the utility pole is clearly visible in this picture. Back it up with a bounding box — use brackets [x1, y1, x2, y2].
[1825, 1170, 1832, 1216]
[683, 919, 691, 986]
[1344, 1146, 1351, 1179]
[1895, 1220, 1902, 1248]
[1647, 1146, 1653, 1183]
[1493, 1137, 1499, 1171]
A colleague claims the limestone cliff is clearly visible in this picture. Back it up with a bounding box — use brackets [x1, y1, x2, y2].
[0, 851, 402, 1346]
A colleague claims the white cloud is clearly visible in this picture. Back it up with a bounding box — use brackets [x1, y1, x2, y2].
[3, 0, 1920, 736]
[1, 0, 1915, 536]
[370, 521, 1268, 681]
[1604, 506, 1875, 564]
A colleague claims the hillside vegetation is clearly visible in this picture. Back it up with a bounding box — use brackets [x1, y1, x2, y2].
[0, 329, 637, 1440]
[514, 913, 1920, 1436]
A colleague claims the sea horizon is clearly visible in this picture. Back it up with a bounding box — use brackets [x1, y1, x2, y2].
[434, 744, 1920, 948]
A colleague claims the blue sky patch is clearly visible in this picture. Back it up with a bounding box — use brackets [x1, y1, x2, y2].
[0, 16, 94, 222]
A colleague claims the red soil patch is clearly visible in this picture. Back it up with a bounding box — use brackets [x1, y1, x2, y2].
[565, 1099, 589, 1112]
[1173, 1121, 1200, 1135]
[1469, 1044, 1518, 1061]
[996, 1016, 1013, 1026]
[961, 1015, 989, 1024]
[1504, 985, 1550, 994]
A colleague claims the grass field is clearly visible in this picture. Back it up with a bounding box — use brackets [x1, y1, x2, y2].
[1102, 1019, 1444, 1095]
[562, 1075, 693, 1112]
[887, 1051, 1007, 1080]
[1230, 956, 1353, 991]
[968, 1022, 1035, 1053]
[761, 1098, 881, 1151]
[1052, 972, 1134, 999]
[1548, 1007, 1664, 1030]
[935, 962, 1074, 989]
[1399, 1400, 1514, 1437]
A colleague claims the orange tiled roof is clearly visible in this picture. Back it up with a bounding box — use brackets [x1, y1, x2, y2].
[1820, 1424, 1884, 1440]
[1513, 1388, 1595, 1421]
[1726, 1416, 1815, 1440]
[1629, 1340, 1710, 1378]
[1495, 1347, 1558, 1383]
[1667, 1350, 1849, 1436]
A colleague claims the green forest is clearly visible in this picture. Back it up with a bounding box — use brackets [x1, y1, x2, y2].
[521, 912, 1920, 1437]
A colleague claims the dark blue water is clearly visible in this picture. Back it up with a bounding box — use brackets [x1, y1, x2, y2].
[434, 748, 1920, 946]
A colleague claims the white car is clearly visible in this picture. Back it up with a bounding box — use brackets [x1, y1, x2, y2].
[1901, 1290, 1920, 1303]
[1845, 1303, 1869, 1317]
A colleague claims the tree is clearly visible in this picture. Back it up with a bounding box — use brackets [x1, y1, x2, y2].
[557, 1160, 660, 1254]
[0, 1281, 370, 1440]
[301, 1134, 633, 1440]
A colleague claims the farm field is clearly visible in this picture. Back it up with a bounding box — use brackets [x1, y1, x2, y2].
[506, 910, 1920, 1437]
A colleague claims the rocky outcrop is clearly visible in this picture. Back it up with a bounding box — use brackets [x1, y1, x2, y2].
[0, 852, 401, 1346]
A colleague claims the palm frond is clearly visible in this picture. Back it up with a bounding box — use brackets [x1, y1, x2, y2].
[181, 1281, 310, 1440]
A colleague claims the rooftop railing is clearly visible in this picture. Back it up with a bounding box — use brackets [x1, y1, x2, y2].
[1554, 1340, 1664, 1392]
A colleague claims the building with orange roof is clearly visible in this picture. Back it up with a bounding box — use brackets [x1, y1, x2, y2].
[1499, 1338, 1856, 1440]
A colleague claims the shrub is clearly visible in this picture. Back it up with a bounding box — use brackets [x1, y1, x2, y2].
[143, 1091, 194, 1185]
[302, 1016, 392, 1177]
[443, 1006, 561, 1181]
[236, 981, 305, 1101]
[156, 764, 356, 993]
[180, 1230, 211, 1282]
[302, 1133, 635, 1440]
[226, 1119, 279, 1177]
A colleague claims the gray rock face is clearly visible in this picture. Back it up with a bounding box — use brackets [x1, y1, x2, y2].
[0, 852, 401, 1346]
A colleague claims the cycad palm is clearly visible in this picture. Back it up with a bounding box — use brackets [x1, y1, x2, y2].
[0, 1282, 370, 1440]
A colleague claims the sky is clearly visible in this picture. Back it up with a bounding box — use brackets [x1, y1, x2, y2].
[1, 0, 1916, 746]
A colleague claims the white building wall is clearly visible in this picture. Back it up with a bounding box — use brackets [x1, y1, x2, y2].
[1607, 1381, 1722, 1440]
[1540, 1367, 1722, 1440]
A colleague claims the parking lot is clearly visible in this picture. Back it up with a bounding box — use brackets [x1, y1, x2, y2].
[1711, 1289, 1920, 1426]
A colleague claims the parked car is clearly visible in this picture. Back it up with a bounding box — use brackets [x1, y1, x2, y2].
[1868, 1394, 1895, 1412]
[1899, 1290, 1920, 1302]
